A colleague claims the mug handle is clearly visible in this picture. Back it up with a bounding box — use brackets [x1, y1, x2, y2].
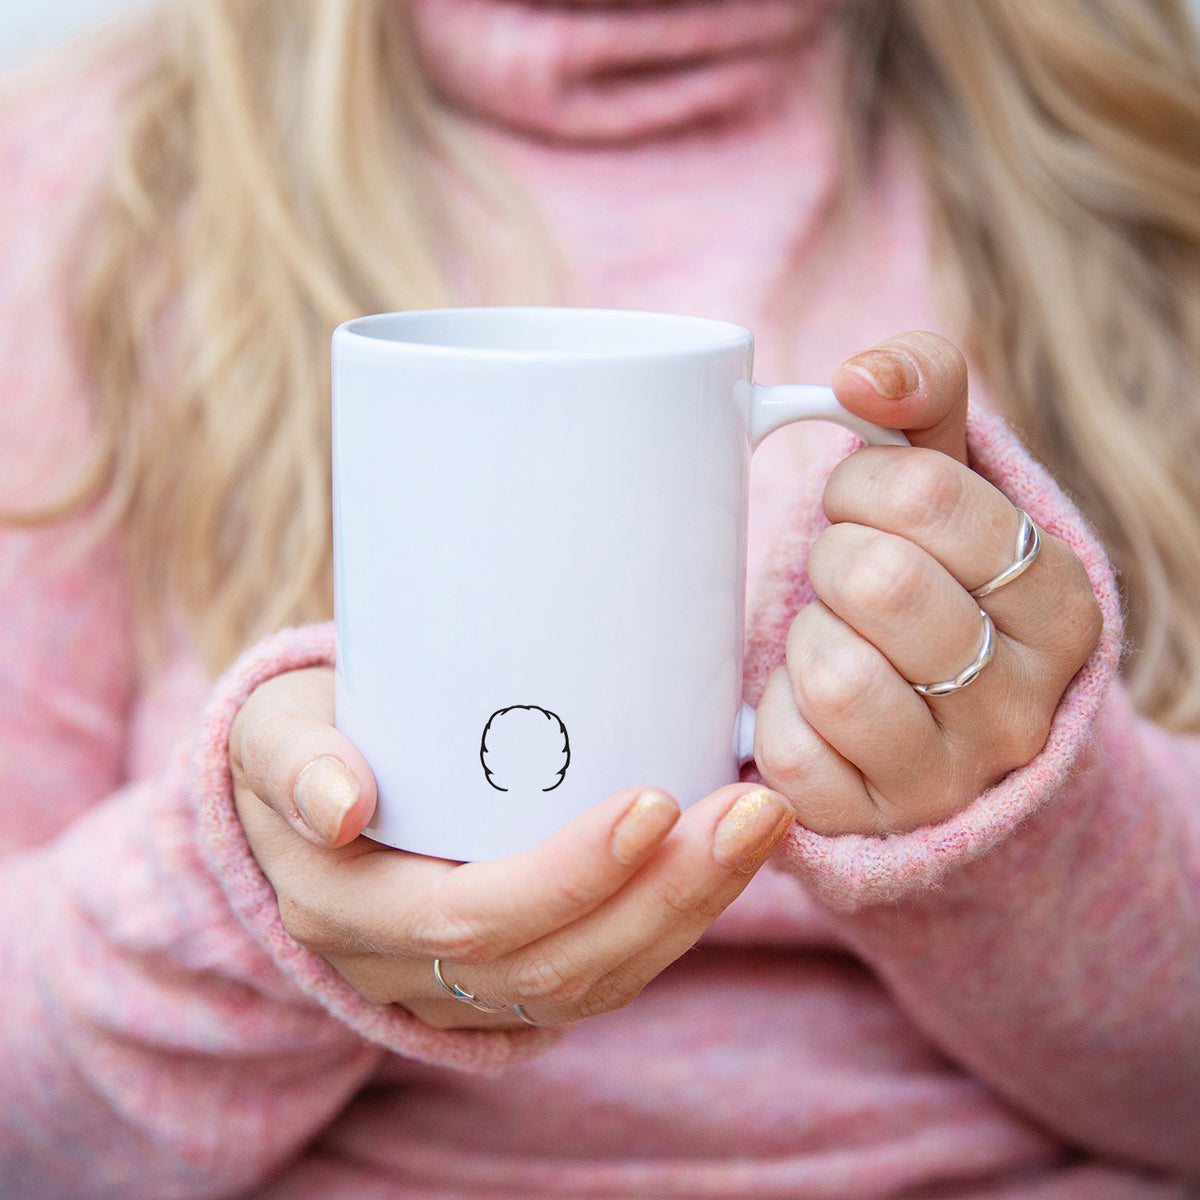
[736, 382, 910, 765]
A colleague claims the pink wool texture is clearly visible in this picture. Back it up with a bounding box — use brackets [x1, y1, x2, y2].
[742, 410, 1123, 910]
[194, 623, 558, 1072]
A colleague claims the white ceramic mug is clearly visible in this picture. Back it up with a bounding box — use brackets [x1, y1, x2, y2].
[332, 307, 905, 861]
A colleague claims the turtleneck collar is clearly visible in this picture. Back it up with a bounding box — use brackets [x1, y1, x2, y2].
[402, 0, 936, 588]
[407, 0, 839, 145]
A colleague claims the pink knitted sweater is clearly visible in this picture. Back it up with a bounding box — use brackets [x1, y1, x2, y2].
[2, 7, 1198, 1198]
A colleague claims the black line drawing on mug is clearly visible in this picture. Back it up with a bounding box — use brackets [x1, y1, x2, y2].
[480, 706, 570, 793]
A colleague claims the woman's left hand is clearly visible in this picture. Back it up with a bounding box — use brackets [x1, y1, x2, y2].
[754, 331, 1104, 836]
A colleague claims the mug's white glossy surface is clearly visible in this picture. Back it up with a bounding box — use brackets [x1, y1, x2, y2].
[332, 308, 903, 861]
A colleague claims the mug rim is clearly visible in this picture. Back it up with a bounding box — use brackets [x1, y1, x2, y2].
[334, 306, 752, 363]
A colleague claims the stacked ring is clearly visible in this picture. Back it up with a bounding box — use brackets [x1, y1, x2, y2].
[433, 959, 539, 1025]
[432, 958, 509, 1015]
[970, 509, 1040, 600]
[511, 1004, 538, 1026]
[912, 609, 996, 698]
[910, 510, 1040, 699]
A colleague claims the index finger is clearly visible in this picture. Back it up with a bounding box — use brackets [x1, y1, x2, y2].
[820, 448, 1095, 657]
[266, 785, 681, 964]
[821, 447, 1016, 593]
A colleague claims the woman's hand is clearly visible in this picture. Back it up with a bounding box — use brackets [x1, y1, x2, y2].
[754, 331, 1104, 836]
[230, 668, 793, 1030]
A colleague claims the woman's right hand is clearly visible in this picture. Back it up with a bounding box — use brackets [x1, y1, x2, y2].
[229, 667, 794, 1030]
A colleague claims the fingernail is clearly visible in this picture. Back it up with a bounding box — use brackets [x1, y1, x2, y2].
[294, 756, 359, 844]
[611, 789, 678, 866]
[713, 789, 794, 873]
[843, 348, 920, 399]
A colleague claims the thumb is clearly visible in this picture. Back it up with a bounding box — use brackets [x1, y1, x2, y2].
[230, 666, 378, 847]
[830, 331, 969, 464]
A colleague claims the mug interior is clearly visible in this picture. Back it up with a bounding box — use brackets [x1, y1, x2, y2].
[341, 307, 750, 359]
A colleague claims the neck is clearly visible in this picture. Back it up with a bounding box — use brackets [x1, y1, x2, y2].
[407, 0, 840, 146]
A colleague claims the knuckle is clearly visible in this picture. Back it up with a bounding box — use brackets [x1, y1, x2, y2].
[651, 873, 702, 922]
[756, 720, 821, 798]
[239, 710, 297, 797]
[880, 452, 966, 539]
[836, 533, 928, 620]
[232, 669, 333, 775]
[547, 872, 603, 920]
[514, 952, 589, 1008]
[420, 877, 507, 963]
[793, 637, 879, 727]
[577, 967, 646, 1019]
[234, 709, 275, 777]
[423, 915, 498, 965]
[652, 872, 724, 927]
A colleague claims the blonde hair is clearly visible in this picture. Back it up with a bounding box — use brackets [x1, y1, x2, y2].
[853, 0, 1200, 729]
[33, 0, 1200, 728]
[54, 0, 554, 670]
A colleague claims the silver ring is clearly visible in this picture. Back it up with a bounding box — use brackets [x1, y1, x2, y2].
[512, 1003, 538, 1026]
[970, 510, 1041, 600]
[432, 958, 509, 1014]
[912, 609, 996, 698]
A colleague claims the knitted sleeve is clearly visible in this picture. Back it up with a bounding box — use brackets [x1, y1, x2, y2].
[0, 64, 550, 1200]
[744, 409, 1198, 1171]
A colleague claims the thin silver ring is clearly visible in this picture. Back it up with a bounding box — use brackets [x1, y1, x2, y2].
[432, 958, 509, 1015]
[512, 1003, 538, 1026]
[912, 609, 996, 698]
[970, 509, 1041, 600]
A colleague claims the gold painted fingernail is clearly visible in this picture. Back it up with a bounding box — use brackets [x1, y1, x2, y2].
[713, 789, 794, 873]
[843, 348, 920, 399]
[294, 756, 359, 844]
[610, 789, 679, 866]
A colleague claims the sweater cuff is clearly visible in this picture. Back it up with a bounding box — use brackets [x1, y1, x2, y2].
[744, 408, 1123, 912]
[192, 622, 557, 1072]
